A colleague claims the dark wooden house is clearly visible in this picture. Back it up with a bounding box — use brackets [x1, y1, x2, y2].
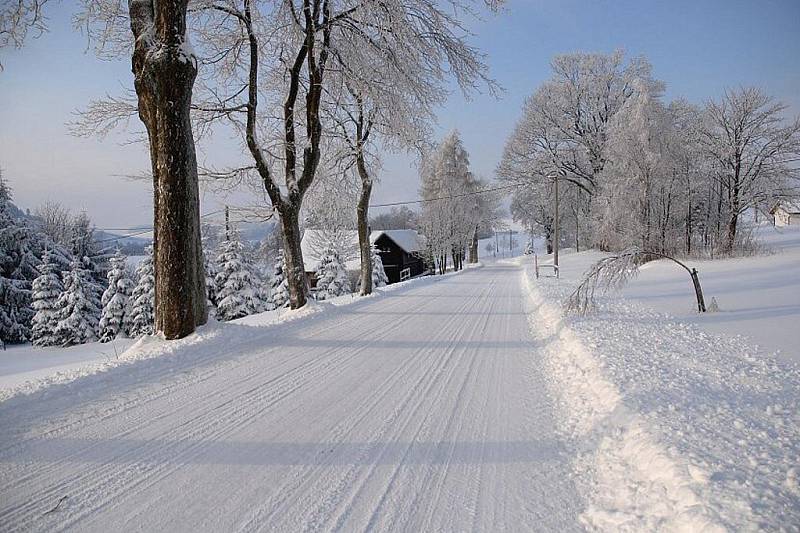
[371, 230, 426, 284]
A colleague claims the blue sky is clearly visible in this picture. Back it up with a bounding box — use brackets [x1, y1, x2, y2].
[1, 0, 798, 228]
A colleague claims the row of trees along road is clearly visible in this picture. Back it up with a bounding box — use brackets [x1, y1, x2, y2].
[74, 0, 505, 328]
[499, 51, 800, 258]
[2, 0, 506, 338]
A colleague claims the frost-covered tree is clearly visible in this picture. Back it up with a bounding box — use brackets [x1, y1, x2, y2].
[126, 247, 155, 337]
[700, 87, 800, 251]
[77, 0, 502, 309]
[30, 249, 64, 346]
[419, 131, 481, 273]
[214, 237, 261, 321]
[268, 249, 290, 310]
[371, 245, 388, 288]
[54, 260, 101, 346]
[98, 249, 134, 342]
[314, 245, 351, 301]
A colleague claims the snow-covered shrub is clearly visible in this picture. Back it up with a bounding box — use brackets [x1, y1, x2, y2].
[54, 260, 101, 346]
[30, 250, 64, 346]
[371, 245, 388, 288]
[126, 247, 155, 337]
[314, 245, 351, 300]
[98, 249, 134, 342]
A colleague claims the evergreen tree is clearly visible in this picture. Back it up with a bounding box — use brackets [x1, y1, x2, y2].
[54, 260, 101, 346]
[371, 245, 388, 288]
[203, 247, 218, 317]
[314, 245, 351, 301]
[0, 174, 37, 343]
[126, 247, 155, 337]
[214, 237, 260, 321]
[98, 249, 134, 342]
[30, 250, 64, 346]
[268, 249, 289, 310]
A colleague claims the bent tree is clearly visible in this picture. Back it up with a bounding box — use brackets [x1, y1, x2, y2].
[128, 0, 207, 338]
[566, 247, 707, 315]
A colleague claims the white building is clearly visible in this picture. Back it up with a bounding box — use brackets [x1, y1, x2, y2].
[770, 201, 800, 227]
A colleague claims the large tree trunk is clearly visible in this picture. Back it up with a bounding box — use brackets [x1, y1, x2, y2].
[468, 226, 478, 263]
[357, 177, 373, 296]
[278, 208, 308, 309]
[129, 0, 207, 340]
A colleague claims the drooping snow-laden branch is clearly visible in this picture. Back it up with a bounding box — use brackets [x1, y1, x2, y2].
[565, 247, 707, 315]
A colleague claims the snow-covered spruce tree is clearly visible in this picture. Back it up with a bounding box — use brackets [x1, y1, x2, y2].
[0, 173, 38, 343]
[54, 260, 101, 346]
[203, 248, 218, 317]
[371, 246, 388, 288]
[126, 247, 155, 337]
[314, 245, 351, 301]
[268, 249, 289, 310]
[98, 249, 134, 342]
[214, 237, 260, 321]
[30, 250, 64, 347]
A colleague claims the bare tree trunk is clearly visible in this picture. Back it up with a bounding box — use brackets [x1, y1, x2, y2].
[129, 0, 206, 340]
[357, 171, 373, 296]
[278, 208, 308, 309]
[468, 226, 479, 263]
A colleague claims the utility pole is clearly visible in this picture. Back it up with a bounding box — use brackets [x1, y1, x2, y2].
[553, 172, 559, 269]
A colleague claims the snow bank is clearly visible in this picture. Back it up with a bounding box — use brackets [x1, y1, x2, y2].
[522, 253, 800, 530]
[520, 265, 723, 531]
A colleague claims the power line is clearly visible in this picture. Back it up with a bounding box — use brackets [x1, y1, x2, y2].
[370, 183, 519, 208]
[92, 184, 522, 241]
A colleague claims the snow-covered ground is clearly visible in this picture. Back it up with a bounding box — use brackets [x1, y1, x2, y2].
[1, 227, 798, 531]
[0, 263, 584, 531]
[526, 224, 800, 530]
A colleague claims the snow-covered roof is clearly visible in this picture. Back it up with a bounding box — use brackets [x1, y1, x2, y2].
[370, 229, 424, 254]
[771, 200, 800, 214]
[300, 228, 424, 272]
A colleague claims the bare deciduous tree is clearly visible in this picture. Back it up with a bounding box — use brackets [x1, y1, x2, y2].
[701, 87, 800, 251]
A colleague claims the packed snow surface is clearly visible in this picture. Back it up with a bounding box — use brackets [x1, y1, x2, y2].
[0, 264, 584, 531]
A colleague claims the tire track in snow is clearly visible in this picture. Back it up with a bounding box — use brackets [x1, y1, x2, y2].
[0, 287, 452, 531]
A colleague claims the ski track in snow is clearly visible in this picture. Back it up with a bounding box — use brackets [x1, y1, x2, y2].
[523, 261, 800, 531]
[0, 263, 584, 532]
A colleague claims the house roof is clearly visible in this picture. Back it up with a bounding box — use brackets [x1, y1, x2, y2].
[770, 200, 800, 215]
[370, 229, 424, 254]
[300, 228, 425, 272]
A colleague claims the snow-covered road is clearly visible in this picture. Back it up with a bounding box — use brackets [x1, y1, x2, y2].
[0, 264, 583, 532]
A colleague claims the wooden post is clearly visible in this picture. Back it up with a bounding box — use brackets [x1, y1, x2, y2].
[553, 173, 559, 269]
[534, 253, 539, 279]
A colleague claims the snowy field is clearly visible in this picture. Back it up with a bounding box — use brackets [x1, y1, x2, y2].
[528, 224, 800, 529]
